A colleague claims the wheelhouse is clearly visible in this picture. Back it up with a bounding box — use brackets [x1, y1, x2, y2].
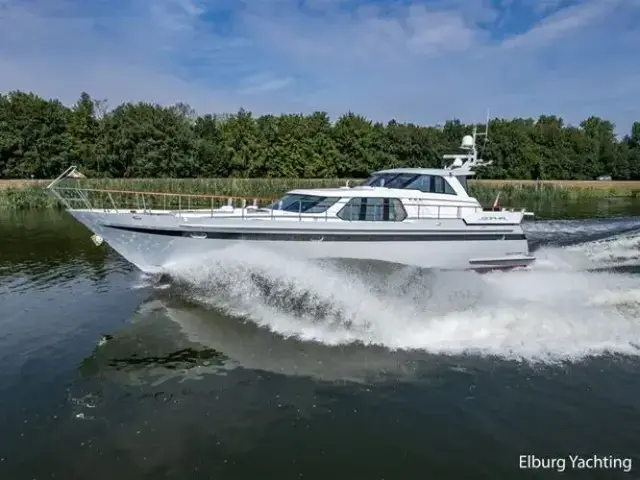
[261, 167, 482, 222]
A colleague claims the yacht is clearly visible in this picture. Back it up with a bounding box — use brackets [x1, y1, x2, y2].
[47, 127, 535, 273]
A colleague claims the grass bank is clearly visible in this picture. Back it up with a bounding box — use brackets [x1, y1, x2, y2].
[0, 178, 638, 210]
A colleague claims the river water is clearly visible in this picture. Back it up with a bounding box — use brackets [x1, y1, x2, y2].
[2, 198, 640, 479]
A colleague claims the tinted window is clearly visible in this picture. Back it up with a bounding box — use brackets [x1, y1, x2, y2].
[267, 194, 339, 213]
[363, 174, 397, 187]
[337, 197, 407, 222]
[444, 179, 456, 195]
[458, 176, 469, 194]
[403, 175, 430, 192]
[383, 174, 419, 189]
[364, 173, 458, 195]
[404, 175, 457, 195]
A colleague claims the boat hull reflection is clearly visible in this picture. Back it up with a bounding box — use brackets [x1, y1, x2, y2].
[80, 294, 424, 386]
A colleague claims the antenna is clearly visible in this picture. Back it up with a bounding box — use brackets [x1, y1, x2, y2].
[482, 108, 490, 152]
[442, 108, 493, 173]
[469, 108, 490, 159]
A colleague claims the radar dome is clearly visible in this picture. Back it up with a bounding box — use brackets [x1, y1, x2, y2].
[461, 135, 474, 148]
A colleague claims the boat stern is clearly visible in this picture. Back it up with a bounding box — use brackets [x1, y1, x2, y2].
[467, 253, 536, 272]
[461, 209, 535, 271]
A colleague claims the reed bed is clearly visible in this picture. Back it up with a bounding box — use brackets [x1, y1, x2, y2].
[474, 179, 640, 190]
[0, 178, 637, 211]
[0, 178, 355, 211]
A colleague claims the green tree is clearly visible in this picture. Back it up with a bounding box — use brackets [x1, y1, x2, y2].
[0, 89, 637, 180]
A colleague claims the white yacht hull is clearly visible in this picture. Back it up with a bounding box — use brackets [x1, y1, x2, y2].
[68, 209, 534, 273]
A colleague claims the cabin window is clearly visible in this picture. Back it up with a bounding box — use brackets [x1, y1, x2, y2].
[337, 197, 407, 222]
[266, 194, 339, 213]
[401, 175, 429, 192]
[363, 174, 393, 187]
[381, 174, 419, 189]
[444, 179, 457, 195]
[458, 176, 469, 194]
[403, 175, 457, 195]
[364, 173, 459, 195]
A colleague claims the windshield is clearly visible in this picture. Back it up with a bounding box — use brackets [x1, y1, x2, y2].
[266, 194, 339, 213]
[364, 173, 420, 188]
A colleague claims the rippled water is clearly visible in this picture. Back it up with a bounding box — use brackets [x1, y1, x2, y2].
[2, 201, 640, 479]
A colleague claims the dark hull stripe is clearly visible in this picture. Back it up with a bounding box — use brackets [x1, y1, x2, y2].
[104, 224, 527, 242]
[470, 265, 532, 274]
[468, 258, 535, 266]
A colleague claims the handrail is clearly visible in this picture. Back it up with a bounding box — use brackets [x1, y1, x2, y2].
[44, 167, 528, 222]
[45, 184, 530, 222]
[49, 185, 278, 202]
[46, 165, 78, 190]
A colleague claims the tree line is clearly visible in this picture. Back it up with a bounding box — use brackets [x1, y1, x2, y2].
[1, 90, 639, 180]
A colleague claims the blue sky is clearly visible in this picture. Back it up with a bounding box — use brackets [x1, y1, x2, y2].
[0, 0, 638, 133]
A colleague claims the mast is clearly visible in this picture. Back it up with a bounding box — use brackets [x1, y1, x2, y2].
[443, 111, 492, 173]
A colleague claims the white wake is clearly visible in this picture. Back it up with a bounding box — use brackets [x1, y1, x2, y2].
[162, 220, 640, 364]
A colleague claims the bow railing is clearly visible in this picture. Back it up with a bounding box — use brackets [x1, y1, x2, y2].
[45, 166, 529, 222]
[46, 166, 279, 214]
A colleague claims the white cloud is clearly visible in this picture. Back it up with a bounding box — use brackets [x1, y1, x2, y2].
[501, 0, 622, 49]
[238, 73, 295, 95]
[0, 0, 638, 133]
[521, 0, 567, 14]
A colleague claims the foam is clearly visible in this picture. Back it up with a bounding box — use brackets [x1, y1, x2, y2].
[163, 219, 640, 364]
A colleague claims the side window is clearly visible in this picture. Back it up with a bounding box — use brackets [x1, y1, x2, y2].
[444, 179, 457, 195]
[384, 174, 419, 189]
[433, 175, 445, 194]
[337, 198, 407, 221]
[404, 175, 431, 192]
[405, 175, 457, 195]
[432, 176, 457, 195]
[457, 176, 469, 194]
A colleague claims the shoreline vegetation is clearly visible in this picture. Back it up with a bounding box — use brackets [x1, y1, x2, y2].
[4, 178, 640, 190]
[1, 178, 639, 211]
[1, 89, 639, 209]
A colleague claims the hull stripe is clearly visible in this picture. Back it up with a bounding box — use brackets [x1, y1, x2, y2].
[104, 224, 527, 242]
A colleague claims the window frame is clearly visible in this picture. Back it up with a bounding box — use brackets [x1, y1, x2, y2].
[363, 173, 459, 196]
[266, 194, 340, 214]
[403, 174, 458, 195]
[336, 197, 408, 222]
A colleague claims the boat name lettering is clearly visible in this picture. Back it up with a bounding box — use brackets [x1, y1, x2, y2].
[479, 216, 508, 221]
